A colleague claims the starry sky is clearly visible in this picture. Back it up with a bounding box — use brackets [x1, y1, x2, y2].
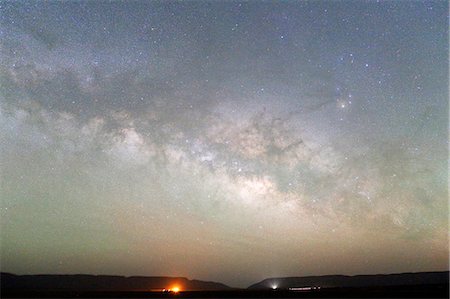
[0, 0, 448, 288]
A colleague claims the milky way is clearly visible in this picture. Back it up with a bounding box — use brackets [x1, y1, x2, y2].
[0, 1, 448, 287]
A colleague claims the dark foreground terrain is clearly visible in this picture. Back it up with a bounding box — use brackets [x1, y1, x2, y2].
[2, 271, 448, 298]
[2, 284, 449, 298]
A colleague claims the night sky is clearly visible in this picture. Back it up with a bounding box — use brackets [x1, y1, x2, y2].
[0, 0, 448, 288]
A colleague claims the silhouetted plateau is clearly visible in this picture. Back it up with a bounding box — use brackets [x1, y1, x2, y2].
[1, 271, 448, 298]
[248, 271, 449, 289]
[0, 272, 231, 292]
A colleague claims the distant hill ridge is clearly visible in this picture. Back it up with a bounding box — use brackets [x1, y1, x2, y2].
[248, 271, 449, 289]
[1, 272, 231, 291]
[2, 271, 448, 292]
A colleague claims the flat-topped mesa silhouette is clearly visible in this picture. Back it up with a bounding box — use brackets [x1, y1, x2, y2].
[2, 271, 448, 294]
[1, 273, 231, 292]
[247, 271, 449, 289]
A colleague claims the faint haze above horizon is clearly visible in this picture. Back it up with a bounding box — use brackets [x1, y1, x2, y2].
[0, 0, 448, 287]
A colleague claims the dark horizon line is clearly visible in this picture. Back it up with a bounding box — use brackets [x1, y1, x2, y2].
[2, 269, 449, 287]
[3, 268, 449, 277]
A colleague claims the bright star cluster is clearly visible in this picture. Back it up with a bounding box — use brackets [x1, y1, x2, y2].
[0, 1, 448, 287]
